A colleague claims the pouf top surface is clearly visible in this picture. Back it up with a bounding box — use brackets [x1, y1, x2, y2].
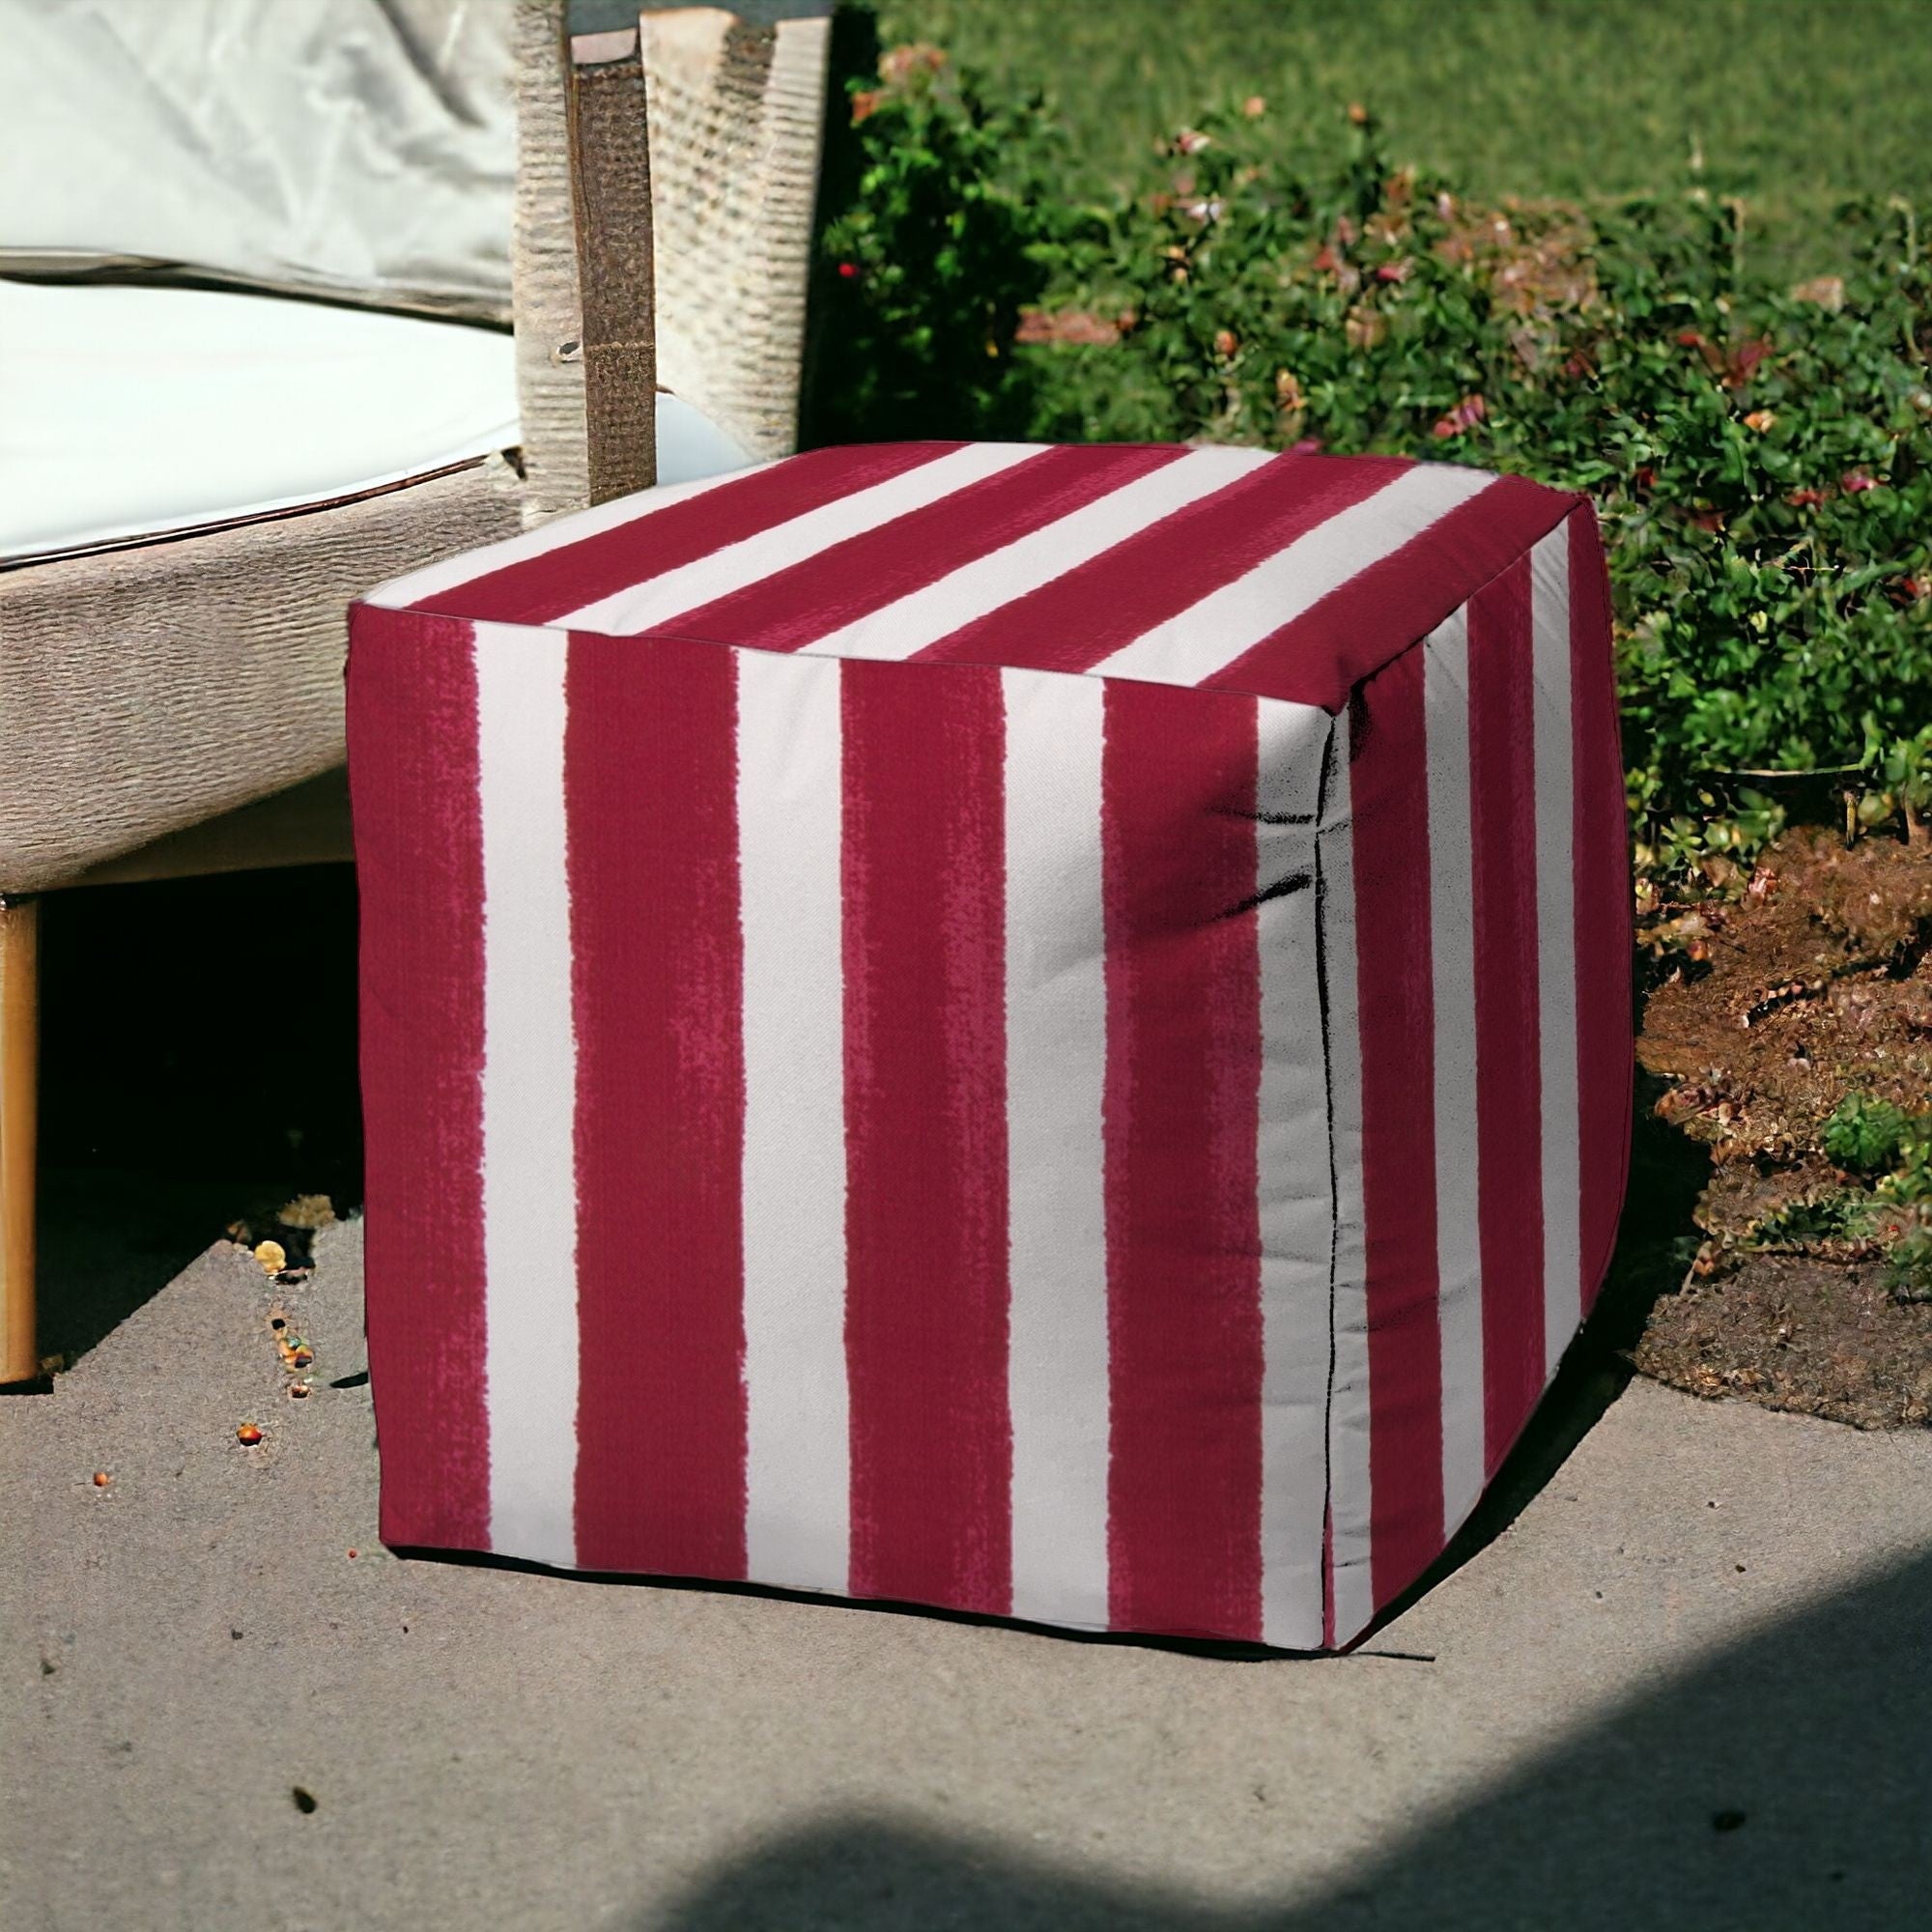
[364, 440, 1578, 714]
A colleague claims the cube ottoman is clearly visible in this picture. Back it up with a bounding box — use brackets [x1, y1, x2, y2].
[347, 440, 1632, 1650]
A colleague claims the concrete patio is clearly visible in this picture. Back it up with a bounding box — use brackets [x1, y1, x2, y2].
[4, 1208, 1928, 1930]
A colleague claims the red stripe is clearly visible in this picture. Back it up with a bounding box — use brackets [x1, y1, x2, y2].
[917, 452, 1408, 672]
[840, 658, 1010, 1615]
[1466, 559, 1547, 1471]
[418, 443, 959, 626]
[1321, 1505, 1336, 1650]
[1205, 473, 1579, 710]
[1567, 507, 1633, 1317]
[1102, 680, 1264, 1638]
[346, 605, 491, 1553]
[661, 443, 1186, 651]
[1346, 651, 1444, 1611]
[568, 634, 748, 1577]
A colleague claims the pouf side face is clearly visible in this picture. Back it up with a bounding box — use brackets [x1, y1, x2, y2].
[348, 608, 1345, 1645]
[1321, 504, 1632, 1641]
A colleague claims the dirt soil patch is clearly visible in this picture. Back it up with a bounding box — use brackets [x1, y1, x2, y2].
[1633, 827, 1932, 1429]
[1633, 1253, 1932, 1429]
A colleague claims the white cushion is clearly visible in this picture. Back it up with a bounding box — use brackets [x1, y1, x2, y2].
[0, 278, 751, 560]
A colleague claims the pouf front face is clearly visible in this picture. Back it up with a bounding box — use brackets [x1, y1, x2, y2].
[349, 441, 1631, 1649]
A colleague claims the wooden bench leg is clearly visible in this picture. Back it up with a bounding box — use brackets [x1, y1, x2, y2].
[0, 895, 39, 1385]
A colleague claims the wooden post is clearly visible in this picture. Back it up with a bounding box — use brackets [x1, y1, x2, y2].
[512, 0, 657, 525]
[0, 895, 39, 1384]
[567, 19, 658, 504]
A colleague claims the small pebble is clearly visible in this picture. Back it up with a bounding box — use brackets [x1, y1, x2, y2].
[252, 1240, 287, 1275]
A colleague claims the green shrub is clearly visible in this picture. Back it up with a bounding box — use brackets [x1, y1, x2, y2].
[1810, 1095, 1932, 1297]
[1875, 1136, 1932, 1300]
[804, 51, 1932, 882]
[1875, 1126, 1932, 1209]
[1889, 1220, 1932, 1300]
[1823, 1093, 1918, 1175]
[807, 43, 1067, 443]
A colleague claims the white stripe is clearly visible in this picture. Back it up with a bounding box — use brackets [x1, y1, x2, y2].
[1094, 464, 1496, 689]
[1319, 706, 1376, 1645]
[1002, 667, 1112, 1630]
[1257, 697, 1341, 1650]
[561, 442, 1041, 633]
[474, 619, 580, 1569]
[1531, 528, 1581, 1372]
[799, 446, 1275, 663]
[738, 648, 851, 1593]
[1424, 609, 1484, 1535]
[362, 465, 754, 610]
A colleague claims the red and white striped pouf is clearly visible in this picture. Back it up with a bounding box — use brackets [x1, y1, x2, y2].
[348, 440, 1631, 1650]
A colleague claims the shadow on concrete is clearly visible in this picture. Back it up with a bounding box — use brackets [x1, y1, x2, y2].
[655, 1542, 1931, 1930]
[1368, 1070, 1712, 1633]
[29, 864, 362, 1372]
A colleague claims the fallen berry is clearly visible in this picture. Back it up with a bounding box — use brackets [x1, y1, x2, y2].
[92, 1471, 111, 1488]
[288, 1382, 312, 1400]
[252, 1240, 287, 1275]
[236, 1423, 265, 1447]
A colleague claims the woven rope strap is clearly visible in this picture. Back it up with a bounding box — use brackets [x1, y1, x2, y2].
[512, 2, 658, 523]
[570, 25, 658, 504]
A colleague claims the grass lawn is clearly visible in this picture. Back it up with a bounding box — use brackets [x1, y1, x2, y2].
[875, 0, 1932, 282]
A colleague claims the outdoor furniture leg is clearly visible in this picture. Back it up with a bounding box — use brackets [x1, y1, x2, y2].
[0, 895, 40, 1384]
